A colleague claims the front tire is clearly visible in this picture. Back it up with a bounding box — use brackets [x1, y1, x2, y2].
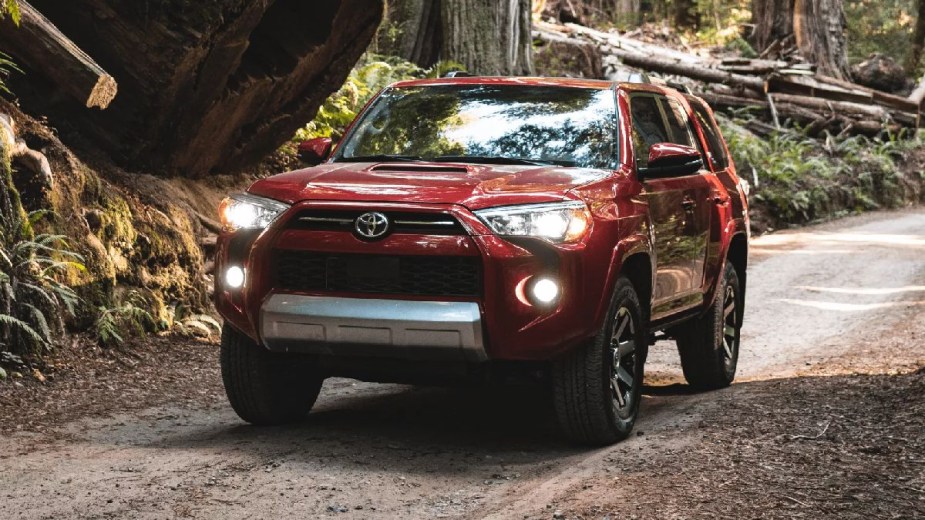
[676, 261, 742, 390]
[552, 277, 647, 445]
[220, 324, 324, 425]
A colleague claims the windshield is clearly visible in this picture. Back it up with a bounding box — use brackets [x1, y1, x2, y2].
[334, 84, 618, 169]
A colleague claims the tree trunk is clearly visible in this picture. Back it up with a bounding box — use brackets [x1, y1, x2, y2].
[0, 0, 117, 109]
[378, 0, 442, 67]
[671, 0, 699, 29]
[614, 0, 642, 26]
[750, 0, 794, 52]
[792, 0, 850, 79]
[906, 0, 925, 75]
[440, 0, 534, 76]
[8, 0, 383, 177]
[751, 0, 850, 80]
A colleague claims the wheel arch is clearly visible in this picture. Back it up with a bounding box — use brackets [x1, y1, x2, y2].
[727, 232, 748, 304]
[619, 252, 653, 323]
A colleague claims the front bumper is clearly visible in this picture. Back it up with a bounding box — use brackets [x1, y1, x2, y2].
[260, 294, 486, 362]
[215, 200, 619, 362]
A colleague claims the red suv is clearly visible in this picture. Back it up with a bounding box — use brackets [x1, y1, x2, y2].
[215, 77, 749, 445]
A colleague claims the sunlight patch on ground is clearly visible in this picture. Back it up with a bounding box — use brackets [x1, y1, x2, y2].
[795, 285, 925, 296]
[777, 298, 925, 312]
[753, 232, 925, 248]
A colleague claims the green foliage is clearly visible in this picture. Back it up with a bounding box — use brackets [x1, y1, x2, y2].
[691, 0, 752, 45]
[94, 291, 156, 348]
[0, 0, 20, 25]
[0, 211, 85, 356]
[845, 0, 917, 68]
[294, 54, 465, 142]
[719, 113, 921, 228]
[0, 1, 21, 95]
[0, 50, 21, 96]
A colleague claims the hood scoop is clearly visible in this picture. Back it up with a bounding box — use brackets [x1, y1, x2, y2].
[370, 163, 469, 174]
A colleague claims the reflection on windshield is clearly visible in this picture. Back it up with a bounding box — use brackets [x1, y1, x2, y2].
[335, 85, 618, 169]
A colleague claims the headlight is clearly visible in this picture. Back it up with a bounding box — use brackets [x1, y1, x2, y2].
[474, 200, 592, 243]
[218, 193, 290, 231]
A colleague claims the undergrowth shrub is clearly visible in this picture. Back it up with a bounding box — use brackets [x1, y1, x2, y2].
[719, 114, 923, 229]
[0, 207, 84, 356]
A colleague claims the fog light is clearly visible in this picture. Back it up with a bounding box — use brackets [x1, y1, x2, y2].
[531, 278, 560, 305]
[225, 266, 245, 289]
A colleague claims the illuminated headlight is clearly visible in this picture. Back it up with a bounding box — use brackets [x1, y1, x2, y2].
[225, 266, 245, 289]
[531, 277, 560, 305]
[474, 201, 591, 243]
[219, 193, 290, 231]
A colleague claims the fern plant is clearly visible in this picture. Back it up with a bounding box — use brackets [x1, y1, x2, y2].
[0, 210, 84, 355]
[0, 0, 21, 95]
[93, 290, 156, 347]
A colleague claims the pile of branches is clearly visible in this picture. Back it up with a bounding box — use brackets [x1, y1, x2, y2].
[534, 20, 925, 138]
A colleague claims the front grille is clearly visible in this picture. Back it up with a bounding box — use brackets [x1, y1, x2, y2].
[287, 209, 466, 235]
[275, 251, 482, 297]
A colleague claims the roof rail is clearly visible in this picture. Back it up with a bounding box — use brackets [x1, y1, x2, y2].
[443, 70, 472, 78]
[667, 82, 693, 94]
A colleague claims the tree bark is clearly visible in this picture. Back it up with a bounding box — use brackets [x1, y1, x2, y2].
[906, 0, 925, 75]
[751, 0, 850, 80]
[378, 0, 442, 67]
[9, 0, 383, 177]
[0, 0, 117, 109]
[440, 0, 534, 76]
[792, 0, 850, 80]
[750, 0, 794, 52]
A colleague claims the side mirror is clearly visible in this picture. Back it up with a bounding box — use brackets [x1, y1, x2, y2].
[298, 137, 333, 166]
[639, 143, 703, 179]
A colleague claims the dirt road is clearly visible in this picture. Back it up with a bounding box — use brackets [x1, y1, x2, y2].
[2, 209, 924, 519]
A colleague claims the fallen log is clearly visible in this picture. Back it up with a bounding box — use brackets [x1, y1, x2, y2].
[596, 46, 765, 91]
[0, 0, 117, 109]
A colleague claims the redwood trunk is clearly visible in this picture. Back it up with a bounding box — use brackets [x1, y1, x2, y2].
[751, 0, 850, 80]
[792, 0, 850, 79]
[9, 0, 383, 177]
[750, 0, 794, 52]
[440, 0, 534, 76]
[907, 0, 925, 74]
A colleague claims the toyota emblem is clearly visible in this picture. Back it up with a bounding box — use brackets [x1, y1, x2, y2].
[354, 212, 390, 239]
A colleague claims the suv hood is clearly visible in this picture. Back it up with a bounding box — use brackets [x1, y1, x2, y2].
[247, 161, 609, 210]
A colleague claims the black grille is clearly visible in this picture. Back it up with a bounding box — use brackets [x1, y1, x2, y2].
[286, 210, 466, 235]
[275, 251, 482, 297]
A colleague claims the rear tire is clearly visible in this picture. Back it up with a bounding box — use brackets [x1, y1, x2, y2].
[552, 277, 647, 445]
[676, 261, 741, 390]
[220, 323, 324, 425]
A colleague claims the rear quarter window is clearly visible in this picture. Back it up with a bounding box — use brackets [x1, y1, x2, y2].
[689, 99, 730, 171]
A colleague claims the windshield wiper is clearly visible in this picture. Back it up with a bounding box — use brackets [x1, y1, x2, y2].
[338, 154, 423, 162]
[431, 155, 572, 167]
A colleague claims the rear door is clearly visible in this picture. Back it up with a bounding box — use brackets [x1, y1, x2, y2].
[628, 93, 711, 318]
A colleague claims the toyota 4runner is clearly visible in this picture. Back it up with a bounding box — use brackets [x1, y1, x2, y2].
[214, 77, 749, 445]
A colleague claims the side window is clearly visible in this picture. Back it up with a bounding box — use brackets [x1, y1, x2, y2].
[664, 99, 695, 148]
[629, 95, 669, 168]
[690, 101, 730, 170]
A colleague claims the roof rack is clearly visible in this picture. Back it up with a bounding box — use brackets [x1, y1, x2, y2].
[443, 70, 472, 78]
[667, 82, 693, 94]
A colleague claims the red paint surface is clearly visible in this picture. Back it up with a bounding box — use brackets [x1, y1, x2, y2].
[215, 80, 749, 361]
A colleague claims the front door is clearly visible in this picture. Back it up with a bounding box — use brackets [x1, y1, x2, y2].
[628, 94, 711, 319]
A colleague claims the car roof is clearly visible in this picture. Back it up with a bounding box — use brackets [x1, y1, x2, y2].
[389, 77, 687, 100]
[391, 76, 619, 90]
